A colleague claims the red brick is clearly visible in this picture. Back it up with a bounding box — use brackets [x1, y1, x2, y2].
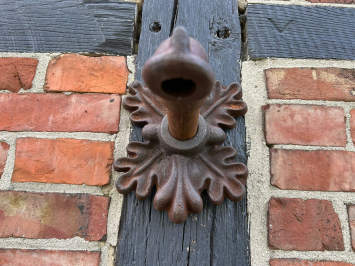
[0, 142, 9, 179]
[348, 205, 355, 251]
[0, 191, 109, 241]
[270, 259, 354, 266]
[0, 249, 101, 266]
[351, 109, 355, 145]
[45, 54, 128, 94]
[268, 198, 344, 251]
[306, 0, 355, 3]
[265, 68, 355, 101]
[12, 138, 113, 186]
[264, 104, 346, 146]
[0, 58, 38, 93]
[270, 149, 355, 192]
[0, 93, 120, 133]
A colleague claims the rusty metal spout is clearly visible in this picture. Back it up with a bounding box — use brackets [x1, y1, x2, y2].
[142, 27, 215, 140]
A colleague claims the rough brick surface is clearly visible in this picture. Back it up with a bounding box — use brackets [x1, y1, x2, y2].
[351, 109, 355, 145]
[348, 205, 355, 251]
[265, 68, 355, 101]
[12, 138, 114, 186]
[268, 198, 344, 251]
[45, 54, 129, 94]
[264, 104, 346, 146]
[0, 191, 109, 241]
[0, 142, 9, 179]
[0, 249, 101, 266]
[0, 93, 121, 133]
[270, 149, 355, 192]
[270, 259, 354, 266]
[0, 58, 38, 93]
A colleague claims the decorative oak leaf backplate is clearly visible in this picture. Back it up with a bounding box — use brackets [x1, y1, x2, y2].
[114, 80, 248, 224]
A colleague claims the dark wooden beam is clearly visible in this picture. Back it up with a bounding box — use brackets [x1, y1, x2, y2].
[0, 1, 136, 55]
[116, 0, 250, 265]
[246, 4, 355, 60]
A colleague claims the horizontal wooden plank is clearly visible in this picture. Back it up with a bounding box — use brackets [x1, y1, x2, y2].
[0, 0, 136, 55]
[246, 4, 355, 60]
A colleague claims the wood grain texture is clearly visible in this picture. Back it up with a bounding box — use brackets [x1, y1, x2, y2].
[116, 0, 250, 265]
[246, 4, 355, 60]
[0, 0, 136, 55]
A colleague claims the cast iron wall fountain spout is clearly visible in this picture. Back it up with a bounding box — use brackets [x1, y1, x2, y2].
[114, 26, 248, 224]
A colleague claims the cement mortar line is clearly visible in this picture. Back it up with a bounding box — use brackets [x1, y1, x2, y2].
[0, 237, 101, 251]
[126, 55, 136, 88]
[100, 243, 116, 266]
[269, 251, 355, 263]
[0, 132, 116, 142]
[269, 187, 355, 203]
[106, 96, 131, 247]
[270, 144, 355, 151]
[242, 59, 355, 265]
[266, 99, 355, 108]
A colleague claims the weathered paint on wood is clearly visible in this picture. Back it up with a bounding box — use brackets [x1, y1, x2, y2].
[116, 0, 250, 265]
[246, 4, 355, 60]
[0, 0, 136, 55]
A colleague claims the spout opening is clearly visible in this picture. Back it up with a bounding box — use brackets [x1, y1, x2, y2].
[161, 78, 196, 98]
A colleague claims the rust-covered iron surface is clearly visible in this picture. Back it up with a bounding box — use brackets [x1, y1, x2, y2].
[114, 27, 248, 224]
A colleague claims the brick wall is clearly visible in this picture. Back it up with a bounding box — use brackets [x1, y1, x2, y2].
[243, 59, 355, 266]
[0, 53, 134, 265]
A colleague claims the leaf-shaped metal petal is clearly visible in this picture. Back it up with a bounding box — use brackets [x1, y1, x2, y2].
[191, 146, 247, 205]
[153, 155, 203, 224]
[201, 81, 247, 129]
[114, 141, 163, 200]
[124, 80, 166, 127]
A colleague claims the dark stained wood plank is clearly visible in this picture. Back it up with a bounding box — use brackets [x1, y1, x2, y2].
[0, 0, 136, 55]
[115, 0, 177, 264]
[247, 4, 355, 60]
[116, 0, 250, 265]
[176, 1, 249, 265]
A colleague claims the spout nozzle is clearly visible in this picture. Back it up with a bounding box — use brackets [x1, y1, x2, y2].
[142, 26, 215, 140]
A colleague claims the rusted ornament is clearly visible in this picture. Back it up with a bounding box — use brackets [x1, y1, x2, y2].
[114, 27, 248, 224]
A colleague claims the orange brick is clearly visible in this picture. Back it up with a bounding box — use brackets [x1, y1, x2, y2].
[264, 104, 346, 146]
[0, 142, 9, 179]
[0, 249, 101, 266]
[268, 198, 344, 251]
[0, 191, 109, 241]
[12, 138, 114, 186]
[270, 259, 354, 266]
[0, 58, 38, 93]
[265, 68, 355, 101]
[45, 54, 128, 94]
[271, 149, 355, 192]
[0, 93, 121, 133]
[351, 109, 355, 145]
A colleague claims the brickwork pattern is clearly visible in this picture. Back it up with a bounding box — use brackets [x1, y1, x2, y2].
[0, 54, 132, 265]
[243, 59, 355, 266]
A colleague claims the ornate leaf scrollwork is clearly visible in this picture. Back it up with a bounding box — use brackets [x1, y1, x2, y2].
[114, 80, 248, 224]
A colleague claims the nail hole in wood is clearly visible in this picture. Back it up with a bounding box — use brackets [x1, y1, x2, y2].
[216, 27, 230, 39]
[149, 22, 161, 33]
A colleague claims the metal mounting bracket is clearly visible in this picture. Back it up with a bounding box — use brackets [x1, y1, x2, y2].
[114, 27, 248, 224]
